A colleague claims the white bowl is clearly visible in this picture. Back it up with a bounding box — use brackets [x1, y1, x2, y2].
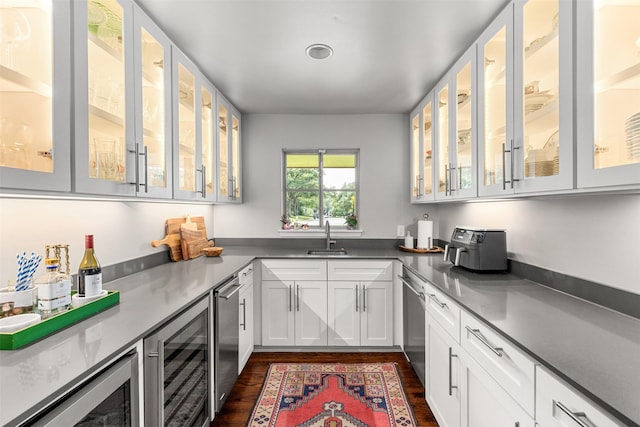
[72, 290, 108, 307]
[0, 313, 41, 333]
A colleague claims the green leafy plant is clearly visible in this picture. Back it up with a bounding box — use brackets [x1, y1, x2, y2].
[345, 213, 358, 229]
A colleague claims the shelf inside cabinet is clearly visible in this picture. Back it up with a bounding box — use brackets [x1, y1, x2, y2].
[89, 104, 124, 127]
[88, 32, 123, 63]
[595, 62, 640, 93]
[0, 65, 51, 98]
[524, 27, 558, 60]
[178, 143, 195, 155]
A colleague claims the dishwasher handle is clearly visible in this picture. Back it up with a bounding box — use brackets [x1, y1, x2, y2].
[216, 276, 240, 300]
[398, 275, 426, 300]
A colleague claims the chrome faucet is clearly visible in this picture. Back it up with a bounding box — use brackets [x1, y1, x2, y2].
[325, 220, 336, 250]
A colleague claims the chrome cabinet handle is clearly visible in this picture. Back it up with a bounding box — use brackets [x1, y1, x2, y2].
[240, 298, 246, 330]
[418, 175, 423, 198]
[465, 326, 504, 357]
[444, 164, 450, 196]
[288, 284, 292, 312]
[458, 164, 462, 190]
[362, 284, 366, 312]
[502, 142, 510, 190]
[449, 163, 456, 192]
[141, 144, 148, 193]
[129, 144, 139, 189]
[511, 141, 520, 188]
[197, 165, 206, 197]
[355, 285, 359, 312]
[554, 401, 594, 427]
[296, 284, 300, 312]
[429, 293, 447, 309]
[448, 347, 458, 396]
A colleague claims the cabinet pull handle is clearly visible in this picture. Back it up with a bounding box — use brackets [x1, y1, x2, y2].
[288, 284, 292, 312]
[511, 141, 520, 188]
[554, 401, 593, 427]
[418, 175, 423, 198]
[197, 165, 206, 197]
[362, 284, 366, 312]
[355, 285, 359, 312]
[465, 326, 504, 357]
[444, 163, 449, 196]
[448, 347, 458, 396]
[129, 144, 140, 190]
[429, 293, 447, 309]
[502, 142, 510, 190]
[240, 298, 246, 330]
[449, 163, 456, 192]
[141, 144, 148, 193]
[296, 284, 300, 312]
[398, 275, 426, 301]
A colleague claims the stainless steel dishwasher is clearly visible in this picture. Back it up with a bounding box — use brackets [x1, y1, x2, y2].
[214, 275, 240, 413]
[399, 268, 427, 386]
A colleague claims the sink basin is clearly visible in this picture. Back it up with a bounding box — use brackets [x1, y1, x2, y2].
[307, 248, 348, 256]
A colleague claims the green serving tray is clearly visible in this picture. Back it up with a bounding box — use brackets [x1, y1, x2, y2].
[0, 290, 119, 350]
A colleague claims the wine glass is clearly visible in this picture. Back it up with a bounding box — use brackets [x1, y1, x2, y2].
[0, 7, 31, 69]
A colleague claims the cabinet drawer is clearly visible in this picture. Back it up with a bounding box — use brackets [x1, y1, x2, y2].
[425, 283, 460, 343]
[327, 260, 393, 281]
[261, 260, 327, 281]
[536, 366, 626, 427]
[460, 310, 535, 417]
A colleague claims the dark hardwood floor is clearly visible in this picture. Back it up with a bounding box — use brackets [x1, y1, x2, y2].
[211, 351, 439, 427]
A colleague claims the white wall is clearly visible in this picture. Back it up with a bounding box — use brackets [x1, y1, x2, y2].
[0, 198, 213, 284]
[213, 114, 431, 238]
[436, 194, 640, 295]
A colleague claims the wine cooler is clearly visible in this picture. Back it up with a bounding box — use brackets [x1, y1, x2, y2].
[144, 297, 210, 427]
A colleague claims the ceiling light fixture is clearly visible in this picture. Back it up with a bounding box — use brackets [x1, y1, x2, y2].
[305, 43, 333, 60]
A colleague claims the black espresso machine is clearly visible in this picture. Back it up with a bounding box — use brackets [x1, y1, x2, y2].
[444, 226, 507, 271]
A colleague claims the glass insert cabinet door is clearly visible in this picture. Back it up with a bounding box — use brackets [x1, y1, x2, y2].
[0, 0, 71, 191]
[217, 101, 229, 199]
[477, 3, 514, 197]
[411, 111, 421, 201]
[409, 97, 434, 203]
[201, 85, 215, 199]
[422, 100, 434, 199]
[577, 0, 640, 188]
[436, 83, 450, 196]
[132, 5, 173, 198]
[74, 0, 136, 196]
[217, 97, 242, 202]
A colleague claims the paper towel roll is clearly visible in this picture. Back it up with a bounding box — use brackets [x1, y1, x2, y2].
[417, 220, 433, 249]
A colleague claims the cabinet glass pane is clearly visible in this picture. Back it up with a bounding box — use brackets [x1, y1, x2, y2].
[0, 3, 52, 172]
[177, 63, 195, 191]
[218, 103, 228, 197]
[483, 26, 507, 186]
[523, 0, 560, 178]
[438, 86, 449, 193]
[423, 103, 433, 196]
[411, 114, 420, 197]
[232, 114, 240, 199]
[141, 28, 166, 188]
[87, 0, 126, 183]
[593, 0, 640, 169]
[456, 62, 473, 189]
[201, 87, 214, 194]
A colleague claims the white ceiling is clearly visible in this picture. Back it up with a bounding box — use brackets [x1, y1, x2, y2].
[135, 0, 510, 114]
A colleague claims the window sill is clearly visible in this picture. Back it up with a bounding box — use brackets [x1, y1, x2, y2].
[277, 229, 363, 238]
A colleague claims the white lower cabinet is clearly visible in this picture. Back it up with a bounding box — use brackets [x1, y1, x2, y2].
[327, 280, 394, 346]
[238, 270, 254, 374]
[427, 316, 462, 427]
[535, 366, 626, 427]
[461, 350, 534, 427]
[261, 280, 327, 346]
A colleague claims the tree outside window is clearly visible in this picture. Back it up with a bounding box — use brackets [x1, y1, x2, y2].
[283, 150, 358, 228]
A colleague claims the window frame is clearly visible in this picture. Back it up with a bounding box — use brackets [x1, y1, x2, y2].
[282, 148, 360, 229]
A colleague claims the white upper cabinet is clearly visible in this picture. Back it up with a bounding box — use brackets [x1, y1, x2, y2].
[435, 45, 477, 200]
[217, 95, 242, 203]
[410, 92, 436, 203]
[478, 0, 573, 197]
[576, 0, 640, 189]
[74, 0, 137, 196]
[171, 48, 217, 201]
[0, 0, 72, 192]
[131, 4, 173, 198]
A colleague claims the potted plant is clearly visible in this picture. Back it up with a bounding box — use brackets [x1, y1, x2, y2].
[345, 213, 358, 230]
[280, 214, 291, 230]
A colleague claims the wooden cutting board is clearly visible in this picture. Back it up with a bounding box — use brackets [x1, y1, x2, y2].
[166, 216, 206, 235]
[180, 228, 213, 260]
[152, 216, 208, 261]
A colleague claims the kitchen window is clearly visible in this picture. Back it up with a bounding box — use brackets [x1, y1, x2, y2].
[283, 149, 359, 228]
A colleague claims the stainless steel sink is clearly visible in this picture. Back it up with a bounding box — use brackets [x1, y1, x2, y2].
[307, 248, 348, 256]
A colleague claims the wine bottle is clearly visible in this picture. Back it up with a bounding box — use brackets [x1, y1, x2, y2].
[77, 235, 102, 297]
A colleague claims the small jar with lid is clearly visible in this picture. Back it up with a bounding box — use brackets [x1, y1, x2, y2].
[35, 258, 71, 318]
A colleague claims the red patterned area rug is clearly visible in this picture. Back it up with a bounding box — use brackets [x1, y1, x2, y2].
[247, 362, 417, 427]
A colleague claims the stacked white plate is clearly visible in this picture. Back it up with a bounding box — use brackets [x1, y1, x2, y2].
[625, 112, 640, 160]
[524, 91, 554, 114]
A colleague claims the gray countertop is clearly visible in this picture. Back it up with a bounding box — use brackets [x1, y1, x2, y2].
[1, 246, 638, 426]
